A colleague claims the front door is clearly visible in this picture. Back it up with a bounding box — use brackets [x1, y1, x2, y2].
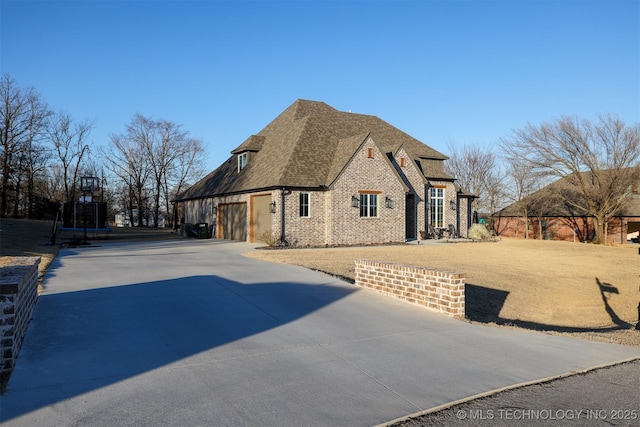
[405, 193, 416, 239]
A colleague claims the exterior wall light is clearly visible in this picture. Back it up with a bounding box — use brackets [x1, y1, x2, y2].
[270, 201, 276, 213]
[450, 200, 457, 210]
[385, 197, 394, 209]
[351, 195, 360, 208]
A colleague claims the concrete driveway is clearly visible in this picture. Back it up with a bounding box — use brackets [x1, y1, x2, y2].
[2, 239, 639, 426]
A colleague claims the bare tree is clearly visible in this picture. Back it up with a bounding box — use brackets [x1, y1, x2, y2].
[0, 74, 50, 217]
[501, 158, 549, 239]
[46, 111, 93, 204]
[164, 136, 205, 228]
[143, 117, 192, 227]
[483, 169, 507, 225]
[103, 114, 206, 228]
[445, 142, 503, 214]
[501, 115, 640, 243]
[103, 128, 151, 227]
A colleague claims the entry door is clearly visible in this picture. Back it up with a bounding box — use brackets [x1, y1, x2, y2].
[405, 193, 416, 239]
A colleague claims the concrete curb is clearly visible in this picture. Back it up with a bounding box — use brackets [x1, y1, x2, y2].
[377, 356, 640, 427]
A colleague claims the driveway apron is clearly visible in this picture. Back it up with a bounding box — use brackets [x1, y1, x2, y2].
[2, 239, 639, 426]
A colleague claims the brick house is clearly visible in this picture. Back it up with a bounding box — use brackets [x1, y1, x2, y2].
[174, 100, 475, 245]
[493, 173, 640, 244]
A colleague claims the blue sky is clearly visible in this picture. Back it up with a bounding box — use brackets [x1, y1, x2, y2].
[2, 0, 639, 173]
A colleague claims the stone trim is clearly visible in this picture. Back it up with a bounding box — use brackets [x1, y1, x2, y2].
[354, 259, 465, 318]
[1, 257, 40, 374]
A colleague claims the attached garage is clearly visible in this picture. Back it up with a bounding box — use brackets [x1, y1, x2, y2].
[218, 202, 247, 241]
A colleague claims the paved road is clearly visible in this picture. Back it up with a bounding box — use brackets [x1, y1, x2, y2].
[2, 239, 639, 426]
[392, 359, 640, 426]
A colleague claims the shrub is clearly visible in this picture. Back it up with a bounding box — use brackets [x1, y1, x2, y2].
[468, 223, 492, 241]
[258, 230, 279, 246]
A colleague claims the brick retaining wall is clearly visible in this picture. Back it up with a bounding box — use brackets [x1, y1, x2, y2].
[354, 259, 465, 318]
[0, 257, 40, 374]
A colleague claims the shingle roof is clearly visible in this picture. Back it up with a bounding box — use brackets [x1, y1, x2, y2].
[230, 135, 265, 154]
[176, 99, 449, 200]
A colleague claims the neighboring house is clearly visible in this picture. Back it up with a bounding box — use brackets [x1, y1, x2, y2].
[493, 174, 640, 244]
[174, 99, 475, 245]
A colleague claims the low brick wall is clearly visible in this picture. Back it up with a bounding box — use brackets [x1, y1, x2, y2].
[1, 257, 40, 374]
[354, 259, 465, 318]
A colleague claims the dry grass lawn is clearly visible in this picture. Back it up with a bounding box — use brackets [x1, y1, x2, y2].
[245, 238, 640, 346]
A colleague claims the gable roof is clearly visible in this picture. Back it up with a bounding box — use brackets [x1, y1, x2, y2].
[176, 99, 448, 200]
[328, 133, 410, 192]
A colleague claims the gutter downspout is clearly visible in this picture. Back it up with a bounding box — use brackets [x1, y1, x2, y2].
[280, 188, 291, 245]
[280, 189, 286, 244]
[456, 191, 461, 237]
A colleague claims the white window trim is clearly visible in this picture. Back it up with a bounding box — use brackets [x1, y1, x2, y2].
[360, 193, 379, 218]
[430, 187, 444, 228]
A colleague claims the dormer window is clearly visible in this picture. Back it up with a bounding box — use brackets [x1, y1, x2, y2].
[238, 152, 247, 172]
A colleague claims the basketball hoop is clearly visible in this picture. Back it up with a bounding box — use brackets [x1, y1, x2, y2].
[81, 176, 100, 193]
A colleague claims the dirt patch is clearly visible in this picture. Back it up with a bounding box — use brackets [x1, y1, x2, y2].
[245, 239, 640, 346]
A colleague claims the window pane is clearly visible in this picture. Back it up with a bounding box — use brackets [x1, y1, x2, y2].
[359, 194, 378, 218]
[238, 153, 247, 171]
[430, 187, 444, 227]
[299, 192, 309, 217]
[370, 194, 378, 217]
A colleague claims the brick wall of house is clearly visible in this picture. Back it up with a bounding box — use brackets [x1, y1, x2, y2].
[0, 257, 40, 374]
[443, 182, 459, 230]
[354, 259, 465, 318]
[458, 197, 471, 238]
[329, 137, 406, 245]
[280, 189, 328, 246]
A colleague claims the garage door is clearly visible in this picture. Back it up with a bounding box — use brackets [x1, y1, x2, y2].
[219, 202, 247, 241]
[251, 194, 272, 242]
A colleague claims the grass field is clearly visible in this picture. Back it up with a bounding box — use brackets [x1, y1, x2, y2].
[2, 218, 639, 346]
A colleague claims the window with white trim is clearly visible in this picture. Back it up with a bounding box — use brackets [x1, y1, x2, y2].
[360, 193, 378, 218]
[430, 187, 444, 228]
[237, 152, 247, 172]
[299, 192, 309, 217]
